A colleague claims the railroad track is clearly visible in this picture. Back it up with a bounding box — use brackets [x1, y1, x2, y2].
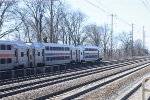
[0, 61, 106, 85]
[0, 57, 147, 85]
[0, 57, 149, 99]
[39, 61, 150, 100]
[119, 76, 150, 100]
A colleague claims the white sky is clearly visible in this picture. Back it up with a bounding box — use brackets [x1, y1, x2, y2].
[66, 0, 150, 49]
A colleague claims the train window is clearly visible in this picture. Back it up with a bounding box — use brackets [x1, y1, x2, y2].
[65, 47, 68, 51]
[38, 52, 40, 56]
[49, 57, 51, 61]
[21, 52, 24, 57]
[45, 46, 49, 50]
[59, 47, 61, 51]
[57, 47, 59, 51]
[1, 59, 6, 64]
[7, 58, 12, 63]
[64, 47, 66, 51]
[59, 56, 61, 60]
[51, 57, 54, 61]
[50, 47, 52, 50]
[62, 47, 64, 51]
[58, 47, 60, 51]
[7, 45, 11, 50]
[46, 57, 49, 61]
[55, 47, 58, 51]
[1, 45, 5, 50]
[81, 52, 82, 55]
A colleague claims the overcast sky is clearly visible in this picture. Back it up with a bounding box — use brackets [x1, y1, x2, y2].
[66, 0, 150, 49]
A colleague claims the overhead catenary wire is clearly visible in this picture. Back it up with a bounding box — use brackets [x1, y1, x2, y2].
[141, 0, 150, 12]
[145, 0, 150, 9]
[96, 0, 113, 14]
[86, 0, 111, 15]
[85, 0, 131, 27]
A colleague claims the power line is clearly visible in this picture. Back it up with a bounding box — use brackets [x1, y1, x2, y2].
[86, 0, 131, 27]
[86, 0, 111, 15]
[141, 0, 150, 12]
[145, 0, 150, 10]
[96, 0, 113, 13]
[116, 17, 131, 26]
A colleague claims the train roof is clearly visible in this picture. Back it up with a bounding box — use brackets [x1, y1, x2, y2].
[76, 45, 100, 49]
[0, 40, 29, 47]
[26, 42, 44, 48]
[42, 43, 74, 47]
[28, 42, 75, 47]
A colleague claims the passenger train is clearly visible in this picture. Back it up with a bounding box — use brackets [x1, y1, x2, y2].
[0, 40, 102, 70]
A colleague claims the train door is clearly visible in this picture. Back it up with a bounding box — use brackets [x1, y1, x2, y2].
[71, 50, 72, 60]
[27, 49, 30, 67]
[42, 49, 45, 62]
[15, 49, 18, 63]
[33, 49, 36, 67]
[83, 50, 85, 59]
[98, 49, 99, 59]
[76, 50, 80, 62]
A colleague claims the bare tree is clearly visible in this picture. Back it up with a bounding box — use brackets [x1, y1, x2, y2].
[100, 24, 111, 59]
[0, 0, 22, 39]
[118, 31, 132, 57]
[134, 39, 143, 56]
[84, 24, 101, 46]
[44, 1, 66, 43]
[20, 0, 46, 42]
[55, 9, 87, 45]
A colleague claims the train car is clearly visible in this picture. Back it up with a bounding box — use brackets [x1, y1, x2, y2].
[0, 41, 31, 70]
[76, 45, 102, 62]
[27, 42, 76, 66]
[43, 43, 76, 65]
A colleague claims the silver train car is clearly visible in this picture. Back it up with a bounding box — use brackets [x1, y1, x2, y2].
[0, 41, 32, 70]
[0, 40, 102, 70]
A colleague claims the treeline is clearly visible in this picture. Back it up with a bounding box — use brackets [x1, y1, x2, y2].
[0, 0, 148, 59]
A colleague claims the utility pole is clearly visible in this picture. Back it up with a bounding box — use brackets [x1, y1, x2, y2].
[130, 24, 134, 57]
[143, 26, 145, 56]
[110, 14, 114, 59]
[50, 0, 53, 43]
